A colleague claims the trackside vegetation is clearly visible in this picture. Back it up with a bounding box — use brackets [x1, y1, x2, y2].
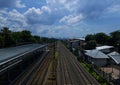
[0, 27, 57, 48]
[80, 61, 109, 85]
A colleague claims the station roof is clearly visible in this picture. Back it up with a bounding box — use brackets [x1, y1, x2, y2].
[0, 44, 43, 64]
[96, 45, 113, 50]
[85, 50, 109, 59]
[108, 51, 120, 64]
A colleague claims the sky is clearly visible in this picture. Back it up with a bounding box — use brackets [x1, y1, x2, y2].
[0, 0, 120, 38]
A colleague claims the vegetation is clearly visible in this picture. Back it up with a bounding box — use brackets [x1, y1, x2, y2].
[85, 30, 120, 52]
[85, 40, 97, 50]
[81, 61, 109, 85]
[0, 27, 57, 48]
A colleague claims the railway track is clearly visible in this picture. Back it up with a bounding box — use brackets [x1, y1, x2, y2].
[12, 44, 55, 85]
[13, 42, 99, 85]
[59, 48, 73, 85]
[57, 42, 100, 85]
[27, 51, 51, 85]
[64, 44, 99, 85]
[26, 46, 54, 85]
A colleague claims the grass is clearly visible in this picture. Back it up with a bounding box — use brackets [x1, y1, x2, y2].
[55, 52, 59, 60]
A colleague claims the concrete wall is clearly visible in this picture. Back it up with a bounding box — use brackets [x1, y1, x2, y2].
[86, 56, 108, 66]
[92, 58, 107, 66]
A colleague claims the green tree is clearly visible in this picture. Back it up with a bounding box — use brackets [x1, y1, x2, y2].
[32, 35, 41, 43]
[0, 36, 4, 48]
[110, 30, 120, 45]
[21, 30, 32, 42]
[11, 32, 23, 45]
[95, 32, 110, 45]
[85, 34, 95, 42]
[1, 27, 15, 47]
[110, 30, 120, 53]
[85, 40, 97, 50]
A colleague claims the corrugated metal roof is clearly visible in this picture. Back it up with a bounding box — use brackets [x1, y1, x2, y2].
[108, 51, 120, 64]
[96, 45, 113, 50]
[109, 55, 120, 64]
[85, 50, 109, 59]
[0, 44, 42, 63]
[108, 51, 120, 56]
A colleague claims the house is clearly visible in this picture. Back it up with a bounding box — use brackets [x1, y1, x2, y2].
[108, 51, 120, 65]
[85, 50, 109, 66]
[96, 45, 114, 54]
[68, 38, 85, 51]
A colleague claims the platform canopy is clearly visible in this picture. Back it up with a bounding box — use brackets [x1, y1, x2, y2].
[0, 44, 42, 64]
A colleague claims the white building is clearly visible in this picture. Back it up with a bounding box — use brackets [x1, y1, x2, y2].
[85, 50, 109, 66]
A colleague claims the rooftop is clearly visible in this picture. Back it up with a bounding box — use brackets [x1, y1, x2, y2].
[0, 44, 43, 64]
[96, 45, 114, 50]
[108, 51, 120, 64]
[85, 50, 109, 59]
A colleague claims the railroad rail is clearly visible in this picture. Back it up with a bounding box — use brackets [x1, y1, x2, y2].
[11, 42, 100, 85]
[58, 45, 73, 85]
[26, 51, 51, 85]
[12, 44, 55, 85]
[57, 42, 100, 85]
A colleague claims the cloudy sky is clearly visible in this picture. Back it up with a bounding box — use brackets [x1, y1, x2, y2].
[0, 0, 120, 38]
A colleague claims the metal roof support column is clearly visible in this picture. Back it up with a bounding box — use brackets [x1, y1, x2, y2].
[119, 64, 120, 79]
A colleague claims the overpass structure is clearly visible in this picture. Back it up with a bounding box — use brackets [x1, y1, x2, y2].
[0, 44, 48, 85]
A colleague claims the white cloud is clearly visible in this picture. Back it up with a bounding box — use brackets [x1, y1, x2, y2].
[24, 7, 64, 25]
[0, 9, 27, 31]
[46, 0, 78, 12]
[106, 5, 120, 13]
[24, 7, 43, 24]
[60, 14, 84, 25]
[8, 9, 27, 27]
[1, 0, 120, 38]
[16, 0, 26, 8]
[41, 6, 51, 13]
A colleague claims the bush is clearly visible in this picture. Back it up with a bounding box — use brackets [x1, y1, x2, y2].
[81, 62, 109, 85]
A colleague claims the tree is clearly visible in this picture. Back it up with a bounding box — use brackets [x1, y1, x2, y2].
[11, 32, 23, 45]
[32, 35, 41, 43]
[95, 32, 110, 45]
[85, 40, 97, 50]
[110, 30, 120, 45]
[85, 34, 95, 42]
[1, 27, 15, 47]
[0, 36, 4, 48]
[110, 30, 120, 53]
[21, 30, 32, 42]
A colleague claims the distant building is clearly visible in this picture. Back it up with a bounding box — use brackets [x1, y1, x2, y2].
[85, 50, 109, 66]
[68, 38, 85, 52]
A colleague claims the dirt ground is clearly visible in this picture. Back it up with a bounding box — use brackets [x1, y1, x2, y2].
[101, 67, 120, 79]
